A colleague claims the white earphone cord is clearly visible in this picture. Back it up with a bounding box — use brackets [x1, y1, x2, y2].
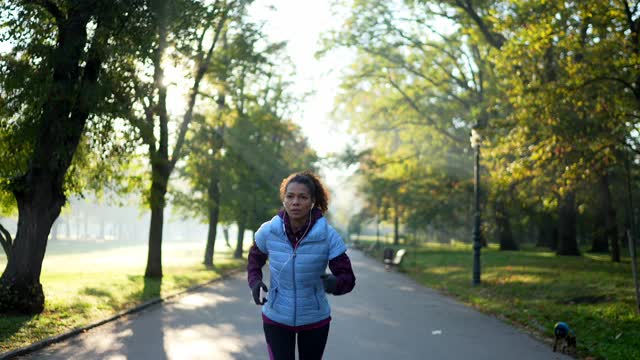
[273, 209, 313, 288]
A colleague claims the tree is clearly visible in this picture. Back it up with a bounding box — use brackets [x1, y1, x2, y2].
[0, 0, 148, 314]
[408, 0, 638, 257]
[324, 0, 485, 244]
[327, 0, 639, 259]
[221, 99, 318, 259]
[125, 0, 249, 278]
[481, 0, 637, 256]
[174, 19, 312, 264]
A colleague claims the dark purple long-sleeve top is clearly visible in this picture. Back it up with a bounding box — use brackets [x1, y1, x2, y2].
[247, 208, 356, 330]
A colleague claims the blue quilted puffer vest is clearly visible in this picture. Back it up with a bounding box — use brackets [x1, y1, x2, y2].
[254, 215, 347, 327]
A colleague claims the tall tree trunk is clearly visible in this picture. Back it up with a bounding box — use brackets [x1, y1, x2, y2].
[495, 200, 517, 250]
[526, 219, 537, 244]
[393, 212, 399, 245]
[145, 163, 169, 278]
[223, 226, 231, 248]
[590, 217, 608, 252]
[144, 0, 170, 279]
[557, 191, 580, 256]
[591, 174, 610, 253]
[140, 0, 228, 278]
[0, 180, 66, 313]
[601, 173, 620, 262]
[204, 173, 220, 266]
[234, 217, 246, 259]
[203, 77, 226, 265]
[536, 213, 551, 248]
[551, 222, 559, 250]
[0, 6, 103, 314]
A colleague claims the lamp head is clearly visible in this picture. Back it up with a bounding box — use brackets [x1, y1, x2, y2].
[470, 128, 482, 148]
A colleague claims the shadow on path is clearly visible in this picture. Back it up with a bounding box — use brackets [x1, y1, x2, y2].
[21, 249, 572, 360]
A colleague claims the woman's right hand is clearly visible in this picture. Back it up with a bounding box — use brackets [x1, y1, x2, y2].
[251, 281, 268, 305]
[321, 273, 337, 294]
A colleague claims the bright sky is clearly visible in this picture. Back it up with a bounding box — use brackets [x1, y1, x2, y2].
[248, 0, 355, 158]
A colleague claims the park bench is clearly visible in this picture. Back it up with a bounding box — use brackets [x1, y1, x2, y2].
[383, 248, 406, 270]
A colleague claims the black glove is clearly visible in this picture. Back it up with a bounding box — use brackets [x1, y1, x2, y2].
[251, 281, 268, 305]
[321, 273, 337, 294]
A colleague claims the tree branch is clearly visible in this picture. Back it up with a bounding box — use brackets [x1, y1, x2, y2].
[453, 0, 505, 49]
[391, 24, 472, 91]
[130, 81, 157, 151]
[356, 14, 465, 87]
[0, 222, 13, 260]
[170, 1, 233, 172]
[622, 0, 637, 33]
[24, 0, 65, 23]
[621, 138, 640, 156]
[387, 75, 465, 144]
[128, 111, 156, 151]
[361, 47, 471, 109]
[150, 0, 170, 166]
[193, 26, 207, 69]
[570, 76, 639, 100]
[365, 152, 421, 170]
[465, 44, 481, 91]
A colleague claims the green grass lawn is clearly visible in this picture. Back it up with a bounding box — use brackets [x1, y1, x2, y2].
[0, 241, 245, 353]
[357, 239, 640, 360]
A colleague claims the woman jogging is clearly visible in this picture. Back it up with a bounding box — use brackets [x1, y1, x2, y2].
[247, 171, 356, 360]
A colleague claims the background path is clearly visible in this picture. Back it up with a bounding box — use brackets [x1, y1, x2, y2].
[19, 249, 572, 359]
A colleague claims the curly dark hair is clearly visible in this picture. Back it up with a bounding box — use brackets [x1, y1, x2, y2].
[279, 170, 330, 212]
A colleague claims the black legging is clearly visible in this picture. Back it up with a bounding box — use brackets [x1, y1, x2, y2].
[263, 322, 330, 360]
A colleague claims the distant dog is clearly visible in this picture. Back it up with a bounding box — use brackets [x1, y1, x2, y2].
[553, 322, 577, 353]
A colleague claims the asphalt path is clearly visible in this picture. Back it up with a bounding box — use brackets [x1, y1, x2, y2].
[18, 249, 573, 359]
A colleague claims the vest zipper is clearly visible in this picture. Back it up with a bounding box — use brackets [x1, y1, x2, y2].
[292, 248, 297, 327]
[284, 219, 312, 327]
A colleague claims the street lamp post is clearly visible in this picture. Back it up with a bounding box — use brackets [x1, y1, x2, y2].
[376, 196, 382, 247]
[470, 126, 482, 285]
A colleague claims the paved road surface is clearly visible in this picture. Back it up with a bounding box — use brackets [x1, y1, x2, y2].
[19, 249, 572, 359]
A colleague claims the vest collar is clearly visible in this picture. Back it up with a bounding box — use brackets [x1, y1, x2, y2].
[269, 215, 327, 244]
